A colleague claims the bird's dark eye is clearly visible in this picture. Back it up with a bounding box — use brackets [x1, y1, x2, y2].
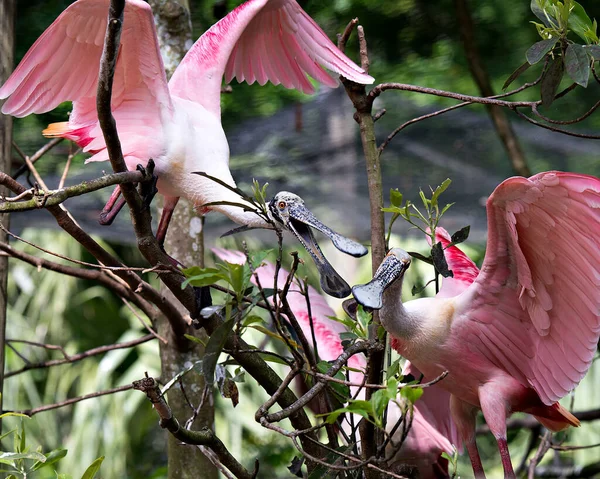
[278, 201, 286, 209]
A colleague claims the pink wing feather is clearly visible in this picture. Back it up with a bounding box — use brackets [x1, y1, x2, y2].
[0, 0, 171, 168]
[454, 171, 600, 404]
[169, 0, 373, 118]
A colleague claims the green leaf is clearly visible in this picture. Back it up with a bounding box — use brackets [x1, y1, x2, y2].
[258, 353, 291, 365]
[249, 249, 273, 269]
[440, 203, 455, 216]
[356, 305, 372, 334]
[80, 456, 104, 479]
[339, 331, 358, 342]
[389, 189, 403, 208]
[203, 319, 234, 385]
[584, 44, 600, 59]
[503, 61, 532, 90]
[0, 451, 46, 463]
[184, 334, 206, 346]
[161, 360, 203, 394]
[540, 55, 565, 107]
[0, 413, 28, 420]
[531, 0, 556, 27]
[181, 267, 227, 288]
[449, 225, 470, 245]
[565, 43, 590, 87]
[386, 358, 401, 381]
[32, 448, 68, 471]
[526, 37, 558, 64]
[568, 2, 594, 43]
[400, 386, 424, 403]
[241, 315, 264, 327]
[430, 179, 451, 207]
[0, 428, 17, 442]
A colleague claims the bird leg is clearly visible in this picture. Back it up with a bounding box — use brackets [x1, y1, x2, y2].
[479, 386, 516, 479]
[156, 196, 180, 247]
[98, 186, 127, 225]
[450, 395, 486, 479]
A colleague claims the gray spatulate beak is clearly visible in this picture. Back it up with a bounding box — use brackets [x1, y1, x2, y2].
[352, 248, 411, 309]
[269, 192, 367, 298]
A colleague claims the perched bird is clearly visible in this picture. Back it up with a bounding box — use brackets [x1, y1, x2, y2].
[0, 0, 372, 235]
[352, 171, 600, 478]
[0, 0, 372, 296]
[213, 247, 458, 478]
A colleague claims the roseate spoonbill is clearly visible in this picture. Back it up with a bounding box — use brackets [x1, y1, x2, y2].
[0, 0, 372, 296]
[352, 171, 600, 478]
[213, 247, 458, 477]
[0, 0, 371, 232]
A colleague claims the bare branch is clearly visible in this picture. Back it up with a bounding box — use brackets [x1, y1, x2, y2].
[5, 335, 155, 378]
[12, 138, 63, 180]
[7, 384, 134, 416]
[134, 376, 256, 479]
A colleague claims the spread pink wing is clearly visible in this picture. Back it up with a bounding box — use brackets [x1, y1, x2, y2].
[427, 227, 480, 298]
[454, 171, 600, 404]
[0, 0, 171, 168]
[169, 0, 373, 118]
[211, 248, 365, 373]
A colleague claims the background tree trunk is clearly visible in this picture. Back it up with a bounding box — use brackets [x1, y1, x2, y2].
[0, 0, 15, 428]
[455, 0, 532, 177]
[149, 2, 218, 478]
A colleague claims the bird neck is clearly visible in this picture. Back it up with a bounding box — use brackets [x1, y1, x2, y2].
[380, 274, 421, 342]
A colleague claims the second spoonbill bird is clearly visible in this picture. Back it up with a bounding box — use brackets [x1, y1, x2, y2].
[0, 0, 372, 296]
[0, 0, 372, 228]
[352, 171, 600, 478]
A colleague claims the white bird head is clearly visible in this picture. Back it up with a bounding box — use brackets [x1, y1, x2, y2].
[352, 248, 412, 310]
[267, 191, 367, 298]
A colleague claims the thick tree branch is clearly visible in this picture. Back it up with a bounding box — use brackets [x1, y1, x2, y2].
[0, 170, 149, 212]
[134, 376, 257, 479]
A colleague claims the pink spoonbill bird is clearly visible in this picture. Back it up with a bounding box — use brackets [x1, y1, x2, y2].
[0, 0, 372, 296]
[352, 171, 600, 478]
[213, 247, 459, 477]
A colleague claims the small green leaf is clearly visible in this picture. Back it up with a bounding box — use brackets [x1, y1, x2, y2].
[181, 267, 227, 288]
[430, 179, 451, 207]
[540, 55, 565, 107]
[203, 319, 234, 385]
[249, 249, 273, 269]
[526, 37, 558, 64]
[32, 448, 68, 471]
[339, 332, 358, 342]
[184, 334, 206, 346]
[400, 386, 424, 403]
[386, 360, 401, 381]
[258, 353, 291, 365]
[568, 2, 595, 43]
[356, 305, 372, 332]
[381, 206, 403, 214]
[390, 189, 403, 208]
[503, 61, 532, 90]
[440, 203, 455, 217]
[241, 315, 264, 327]
[565, 43, 590, 87]
[531, 0, 556, 27]
[0, 451, 46, 463]
[81, 456, 104, 479]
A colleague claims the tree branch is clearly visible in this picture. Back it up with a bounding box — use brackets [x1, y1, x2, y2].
[133, 376, 257, 479]
[0, 170, 149, 212]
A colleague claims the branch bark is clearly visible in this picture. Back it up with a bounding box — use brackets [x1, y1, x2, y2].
[454, 0, 531, 176]
[0, 0, 15, 430]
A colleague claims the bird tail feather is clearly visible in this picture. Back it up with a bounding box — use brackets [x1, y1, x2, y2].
[531, 403, 580, 432]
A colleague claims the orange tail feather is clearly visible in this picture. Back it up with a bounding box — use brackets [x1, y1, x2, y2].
[531, 403, 580, 432]
[42, 121, 69, 138]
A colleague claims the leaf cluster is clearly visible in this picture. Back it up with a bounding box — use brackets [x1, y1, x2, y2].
[0, 413, 103, 479]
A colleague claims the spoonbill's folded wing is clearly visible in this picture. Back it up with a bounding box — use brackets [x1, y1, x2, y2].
[454, 171, 600, 404]
[0, 0, 172, 167]
[169, 0, 374, 118]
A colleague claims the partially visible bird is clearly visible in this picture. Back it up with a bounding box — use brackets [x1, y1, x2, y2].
[0, 0, 373, 241]
[213, 247, 458, 478]
[352, 171, 600, 478]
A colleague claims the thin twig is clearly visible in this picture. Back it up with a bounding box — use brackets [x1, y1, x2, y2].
[7, 384, 134, 416]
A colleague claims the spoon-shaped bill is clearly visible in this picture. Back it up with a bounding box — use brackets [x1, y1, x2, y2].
[352, 249, 412, 309]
